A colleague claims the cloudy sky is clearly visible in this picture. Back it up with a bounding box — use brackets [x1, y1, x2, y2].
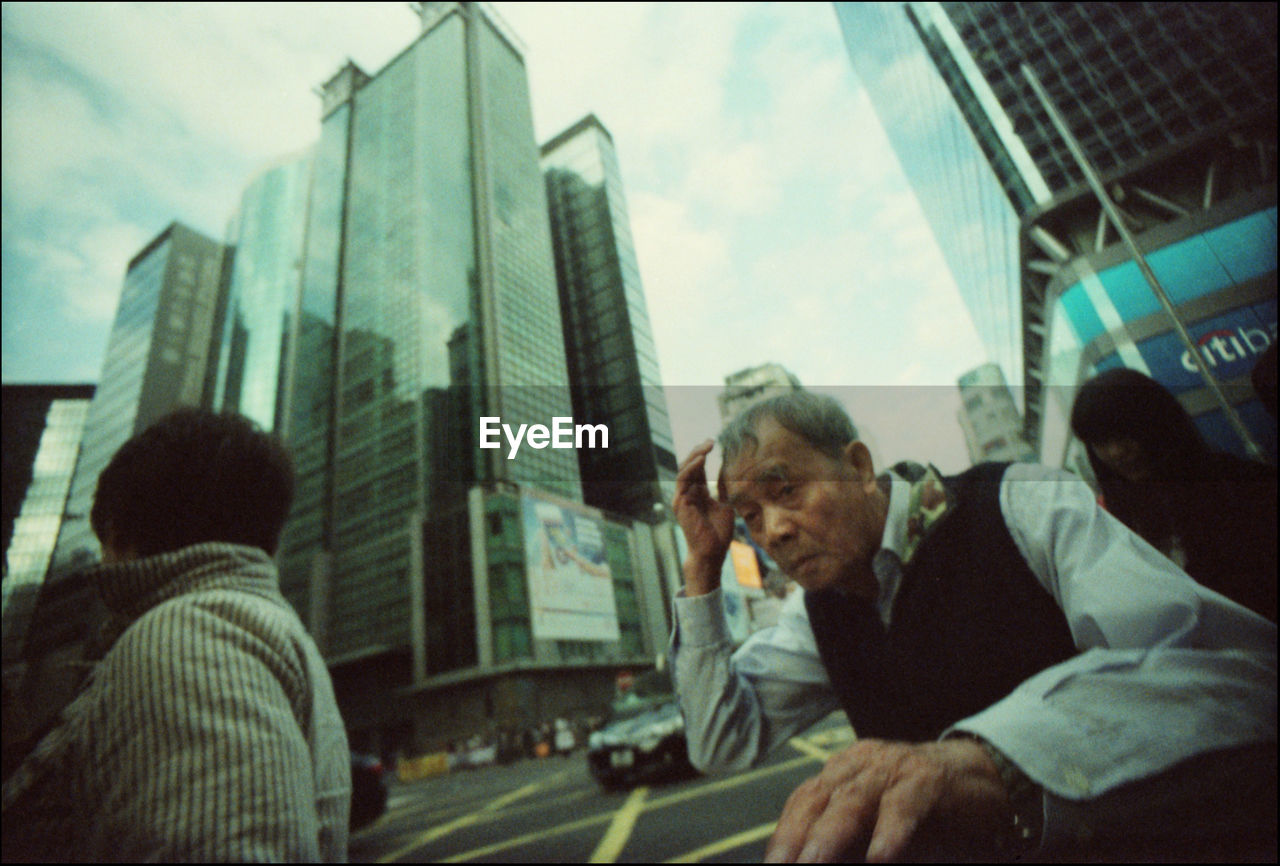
[2, 2, 988, 473]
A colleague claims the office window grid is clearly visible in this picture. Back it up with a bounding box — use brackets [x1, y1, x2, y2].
[942, 2, 1277, 195]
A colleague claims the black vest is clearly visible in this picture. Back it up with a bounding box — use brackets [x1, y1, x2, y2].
[804, 462, 1078, 742]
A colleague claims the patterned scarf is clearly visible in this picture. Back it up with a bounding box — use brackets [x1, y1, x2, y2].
[898, 462, 952, 567]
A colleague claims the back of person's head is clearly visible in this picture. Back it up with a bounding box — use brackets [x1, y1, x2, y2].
[90, 408, 295, 558]
[1070, 367, 1206, 481]
[719, 391, 858, 466]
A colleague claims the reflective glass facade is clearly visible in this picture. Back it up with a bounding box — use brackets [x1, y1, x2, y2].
[279, 4, 581, 669]
[835, 2, 1027, 385]
[542, 115, 677, 518]
[475, 15, 581, 499]
[2, 389, 92, 662]
[937, 3, 1276, 198]
[216, 152, 313, 432]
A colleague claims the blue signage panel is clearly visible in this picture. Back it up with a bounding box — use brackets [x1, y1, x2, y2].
[1133, 299, 1276, 394]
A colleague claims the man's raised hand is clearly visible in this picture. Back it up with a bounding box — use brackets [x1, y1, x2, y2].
[673, 439, 736, 596]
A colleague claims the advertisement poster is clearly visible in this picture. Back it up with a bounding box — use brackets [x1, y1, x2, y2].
[521, 493, 620, 642]
[728, 540, 763, 589]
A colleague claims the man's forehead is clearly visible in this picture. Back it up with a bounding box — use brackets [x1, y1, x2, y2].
[721, 456, 789, 505]
[720, 420, 809, 496]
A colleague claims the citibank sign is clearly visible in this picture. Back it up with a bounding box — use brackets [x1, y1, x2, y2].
[1129, 300, 1277, 394]
[1180, 325, 1275, 373]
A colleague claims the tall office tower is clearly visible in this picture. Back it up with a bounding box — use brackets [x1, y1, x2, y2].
[956, 363, 1035, 465]
[718, 362, 803, 425]
[262, 4, 674, 752]
[1, 384, 94, 665]
[835, 3, 1276, 465]
[214, 151, 313, 433]
[47, 222, 230, 583]
[542, 114, 678, 519]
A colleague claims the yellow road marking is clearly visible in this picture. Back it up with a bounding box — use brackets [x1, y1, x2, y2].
[787, 736, 833, 763]
[664, 820, 777, 863]
[588, 785, 649, 863]
[804, 725, 856, 747]
[377, 777, 591, 833]
[378, 773, 562, 863]
[439, 754, 825, 862]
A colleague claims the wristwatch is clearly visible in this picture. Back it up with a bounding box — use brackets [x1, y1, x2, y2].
[955, 733, 1044, 853]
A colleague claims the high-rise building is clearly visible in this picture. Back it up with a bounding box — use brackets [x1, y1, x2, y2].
[2, 384, 94, 664]
[835, 3, 1276, 464]
[247, 3, 672, 752]
[278, 1, 581, 665]
[956, 363, 1035, 464]
[214, 150, 313, 433]
[47, 222, 230, 583]
[718, 363, 803, 425]
[542, 114, 678, 519]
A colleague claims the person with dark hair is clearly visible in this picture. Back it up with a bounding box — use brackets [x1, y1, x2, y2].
[2, 409, 351, 861]
[1070, 367, 1276, 621]
[671, 391, 1275, 861]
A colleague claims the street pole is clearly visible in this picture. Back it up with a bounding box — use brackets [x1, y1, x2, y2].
[1020, 64, 1264, 459]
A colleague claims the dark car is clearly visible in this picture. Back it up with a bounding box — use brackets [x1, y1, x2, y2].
[586, 669, 698, 790]
[349, 752, 389, 830]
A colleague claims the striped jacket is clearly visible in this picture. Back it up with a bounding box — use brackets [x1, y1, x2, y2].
[2, 543, 351, 862]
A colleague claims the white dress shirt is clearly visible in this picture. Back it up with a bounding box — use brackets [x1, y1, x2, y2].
[670, 462, 1276, 849]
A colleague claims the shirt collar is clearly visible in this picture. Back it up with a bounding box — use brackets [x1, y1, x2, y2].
[870, 470, 912, 626]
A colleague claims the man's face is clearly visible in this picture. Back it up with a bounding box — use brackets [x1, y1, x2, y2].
[722, 417, 885, 597]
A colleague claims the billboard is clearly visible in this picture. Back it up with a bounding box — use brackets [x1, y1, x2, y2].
[520, 492, 620, 642]
[729, 540, 763, 589]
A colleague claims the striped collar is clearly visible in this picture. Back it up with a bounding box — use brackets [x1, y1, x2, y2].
[90, 542, 280, 622]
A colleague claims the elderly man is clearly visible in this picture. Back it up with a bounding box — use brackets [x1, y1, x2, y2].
[2, 408, 351, 861]
[671, 391, 1275, 861]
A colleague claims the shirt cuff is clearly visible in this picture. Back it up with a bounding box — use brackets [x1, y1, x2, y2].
[673, 588, 732, 648]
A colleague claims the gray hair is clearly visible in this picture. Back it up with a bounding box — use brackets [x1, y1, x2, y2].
[719, 391, 859, 465]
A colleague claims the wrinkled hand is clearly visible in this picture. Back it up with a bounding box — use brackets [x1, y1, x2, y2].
[672, 440, 735, 595]
[765, 738, 1010, 863]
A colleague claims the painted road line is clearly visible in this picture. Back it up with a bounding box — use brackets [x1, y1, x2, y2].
[440, 755, 822, 862]
[787, 736, 833, 763]
[378, 778, 591, 834]
[664, 821, 777, 863]
[805, 725, 856, 747]
[588, 785, 649, 863]
[378, 773, 563, 863]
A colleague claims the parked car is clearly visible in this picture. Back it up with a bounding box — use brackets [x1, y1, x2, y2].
[349, 752, 389, 830]
[586, 669, 697, 790]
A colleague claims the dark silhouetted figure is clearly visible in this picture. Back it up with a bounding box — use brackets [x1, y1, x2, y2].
[1071, 368, 1276, 621]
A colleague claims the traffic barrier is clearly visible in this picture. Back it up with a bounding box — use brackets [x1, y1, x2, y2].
[396, 751, 451, 782]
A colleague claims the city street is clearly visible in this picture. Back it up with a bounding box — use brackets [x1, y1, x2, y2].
[351, 714, 853, 863]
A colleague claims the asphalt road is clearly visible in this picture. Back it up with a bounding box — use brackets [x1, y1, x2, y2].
[351, 713, 854, 863]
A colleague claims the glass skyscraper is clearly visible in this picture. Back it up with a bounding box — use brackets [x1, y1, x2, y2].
[835, 3, 1276, 463]
[835, 3, 1029, 387]
[2, 384, 93, 665]
[215, 150, 313, 434]
[276, 2, 585, 683]
[47, 222, 229, 583]
[542, 114, 677, 520]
